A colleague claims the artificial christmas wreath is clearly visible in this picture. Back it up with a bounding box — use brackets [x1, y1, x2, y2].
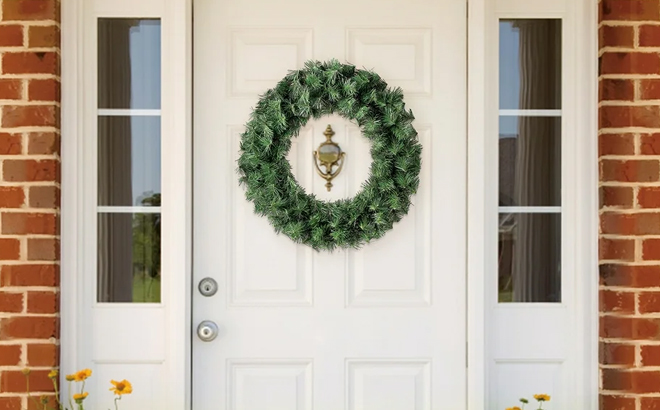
[237, 60, 422, 251]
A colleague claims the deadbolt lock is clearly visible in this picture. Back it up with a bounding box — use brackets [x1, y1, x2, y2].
[198, 277, 218, 297]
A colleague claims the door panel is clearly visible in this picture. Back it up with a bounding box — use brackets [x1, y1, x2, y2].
[193, 1, 467, 409]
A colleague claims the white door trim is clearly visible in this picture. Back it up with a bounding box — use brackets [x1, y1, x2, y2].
[60, 0, 598, 407]
[466, 0, 598, 408]
[60, 0, 192, 407]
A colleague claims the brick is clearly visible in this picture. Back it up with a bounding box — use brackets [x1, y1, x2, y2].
[3, 159, 59, 182]
[600, 238, 635, 261]
[27, 395, 57, 410]
[600, 25, 635, 48]
[0, 316, 58, 340]
[601, 395, 635, 410]
[29, 186, 59, 208]
[0, 292, 23, 313]
[601, 160, 660, 182]
[602, 368, 632, 391]
[1, 212, 57, 235]
[641, 80, 660, 101]
[2, 0, 58, 21]
[0, 133, 21, 155]
[642, 397, 660, 410]
[27, 132, 58, 155]
[601, 369, 660, 393]
[27, 238, 59, 261]
[641, 345, 660, 366]
[600, 52, 660, 75]
[0, 79, 22, 100]
[0, 345, 20, 366]
[27, 291, 57, 313]
[600, 289, 635, 313]
[0, 25, 23, 47]
[640, 25, 660, 47]
[0, 369, 53, 393]
[643, 239, 660, 260]
[600, 133, 635, 155]
[28, 79, 59, 101]
[600, 106, 660, 129]
[641, 134, 660, 154]
[1, 105, 58, 128]
[600, 342, 635, 366]
[600, 316, 660, 340]
[0, 264, 59, 287]
[601, 186, 634, 208]
[28, 25, 58, 48]
[633, 371, 660, 393]
[640, 292, 660, 313]
[0, 238, 20, 260]
[639, 187, 660, 208]
[27, 343, 58, 366]
[0, 397, 21, 410]
[600, 79, 634, 101]
[2, 51, 58, 75]
[601, 0, 660, 21]
[0, 187, 25, 208]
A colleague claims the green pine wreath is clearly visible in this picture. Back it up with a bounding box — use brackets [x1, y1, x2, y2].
[237, 60, 422, 251]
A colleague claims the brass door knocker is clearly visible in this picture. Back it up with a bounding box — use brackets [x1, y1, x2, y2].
[313, 125, 346, 191]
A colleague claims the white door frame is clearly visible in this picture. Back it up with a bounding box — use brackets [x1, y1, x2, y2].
[467, 0, 598, 408]
[60, 0, 598, 408]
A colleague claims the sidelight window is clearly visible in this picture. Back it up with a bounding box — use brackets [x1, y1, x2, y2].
[96, 19, 162, 303]
[497, 19, 562, 303]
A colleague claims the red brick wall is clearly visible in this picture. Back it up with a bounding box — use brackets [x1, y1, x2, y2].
[599, 0, 660, 409]
[0, 0, 60, 408]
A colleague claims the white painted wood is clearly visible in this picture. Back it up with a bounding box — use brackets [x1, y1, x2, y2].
[573, 0, 599, 407]
[193, 0, 467, 409]
[60, 0, 86, 393]
[467, 0, 598, 408]
[60, 0, 598, 408]
[467, 0, 488, 407]
[60, 0, 191, 408]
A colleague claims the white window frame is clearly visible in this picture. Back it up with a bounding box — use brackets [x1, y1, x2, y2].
[60, 0, 597, 407]
[61, 0, 191, 407]
[467, 0, 598, 408]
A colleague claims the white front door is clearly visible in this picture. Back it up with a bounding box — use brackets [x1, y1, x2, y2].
[192, 0, 467, 408]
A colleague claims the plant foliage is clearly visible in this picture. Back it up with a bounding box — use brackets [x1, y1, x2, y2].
[238, 60, 422, 251]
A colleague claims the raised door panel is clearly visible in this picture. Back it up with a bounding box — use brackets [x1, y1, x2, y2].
[229, 126, 314, 307]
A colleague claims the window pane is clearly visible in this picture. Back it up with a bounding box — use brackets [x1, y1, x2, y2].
[98, 213, 161, 303]
[499, 116, 561, 207]
[98, 116, 161, 207]
[98, 19, 161, 109]
[498, 213, 561, 303]
[499, 19, 561, 110]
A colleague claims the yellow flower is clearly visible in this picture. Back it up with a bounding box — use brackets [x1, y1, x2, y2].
[506, 407, 522, 410]
[73, 369, 92, 382]
[21, 368, 31, 376]
[72, 392, 88, 402]
[110, 379, 133, 395]
[65, 374, 75, 381]
[534, 394, 551, 402]
[48, 369, 58, 379]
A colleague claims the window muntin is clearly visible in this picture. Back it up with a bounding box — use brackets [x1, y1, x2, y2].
[497, 19, 562, 303]
[96, 18, 162, 303]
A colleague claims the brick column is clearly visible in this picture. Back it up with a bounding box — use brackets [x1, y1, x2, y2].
[599, 0, 660, 409]
[0, 0, 60, 408]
